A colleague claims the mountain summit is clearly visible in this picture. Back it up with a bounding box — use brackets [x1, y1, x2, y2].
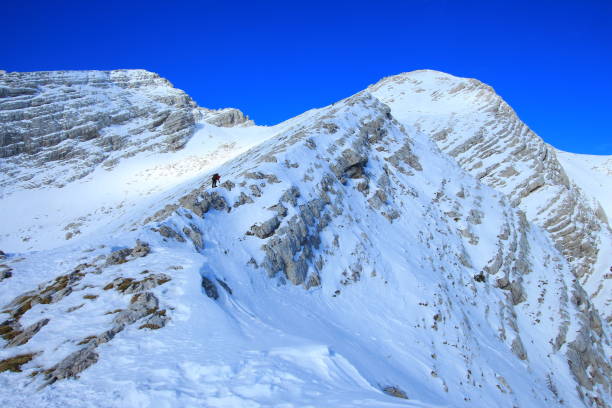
[368, 69, 611, 321]
[0, 69, 609, 408]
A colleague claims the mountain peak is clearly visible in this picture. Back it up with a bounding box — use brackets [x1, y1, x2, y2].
[368, 69, 611, 322]
[0, 68, 609, 408]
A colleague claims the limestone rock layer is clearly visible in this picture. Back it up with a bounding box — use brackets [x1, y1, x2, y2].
[0, 69, 609, 408]
[0, 69, 251, 190]
[369, 70, 612, 318]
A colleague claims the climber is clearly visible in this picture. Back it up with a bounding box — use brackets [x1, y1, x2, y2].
[212, 173, 221, 188]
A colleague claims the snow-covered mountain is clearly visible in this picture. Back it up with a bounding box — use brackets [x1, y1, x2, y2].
[368, 70, 612, 321]
[0, 70, 251, 192]
[0, 69, 610, 408]
[0, 70, 254, 252]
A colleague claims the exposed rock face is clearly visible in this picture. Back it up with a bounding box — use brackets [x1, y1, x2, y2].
[0, 70, 195, 188]
[201, 276, 219, 299]
[105, 248, 133, 266]
[199, 107, 254, 127]
[0, 265, 11, 281]
[44, 346, 99, 384]
[179, 190, 228, 217]
[0, 69, 250, 190]
[369, 70, 612, 316]
[104, 273, 170, 294]
[382, 386, 408, 399]
[42, 287, 169, 385]
[131, 239, 151, 257]
[113, 292, 160, 327]
[2, 318, 49, 348]
[247, 216, 281, 239]
[182, 224, 204, 250]
[105, 240, 151, 265]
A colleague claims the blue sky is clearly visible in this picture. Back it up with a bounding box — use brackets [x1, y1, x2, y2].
[2, 0, 611, 154]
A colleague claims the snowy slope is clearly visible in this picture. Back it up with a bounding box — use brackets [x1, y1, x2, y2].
[0, 70, 251, 194]
[0, 70, 254, 252]
[555, 150, 612, 315]
[556, 150, 612, 221]
[368, 70, 612, 320]
[0, 70, 610, 408]
[0, 122, 278, 252]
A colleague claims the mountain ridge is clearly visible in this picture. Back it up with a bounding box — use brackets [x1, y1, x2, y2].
[0, 68, 609, 408]
[368, 70, 611, 321]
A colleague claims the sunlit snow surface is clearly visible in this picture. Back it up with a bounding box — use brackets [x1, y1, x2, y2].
[555, 150, 612, 312]
[0, 122, 279, 252]
[0, 74, 609, 407]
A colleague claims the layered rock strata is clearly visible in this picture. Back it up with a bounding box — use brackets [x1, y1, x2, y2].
[369, 70, 611, 316]
[0, 69, 251, 190]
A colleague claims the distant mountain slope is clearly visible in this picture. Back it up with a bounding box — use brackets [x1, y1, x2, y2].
[369, 70, 612, 320]
[0, 70, 609, 408]
[0, 69, 251, 193]
[0, 70, 255, 252]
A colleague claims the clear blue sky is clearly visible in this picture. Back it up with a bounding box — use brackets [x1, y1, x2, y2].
[3, 0, 611, 154]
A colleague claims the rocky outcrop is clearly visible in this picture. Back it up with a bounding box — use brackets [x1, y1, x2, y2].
[0, 70, 196, 157]
[103, 273, 170, 294]
[1, 318, 49, 348]
[382, 386, 408, 399]
[3, 270, 85, 320]
[0, 263, 11, 281]
[200, 107, 254, 127]
[113, 292, 161, 327]
[105, 240, 151, 265]
[0, 70, 251, 190]
[201, 277, 219, 300]
[0, 71, 190, 189]
[247, 216, 281, 239]
[183, 224, 204, 250]
[44, 345, 99, 384]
